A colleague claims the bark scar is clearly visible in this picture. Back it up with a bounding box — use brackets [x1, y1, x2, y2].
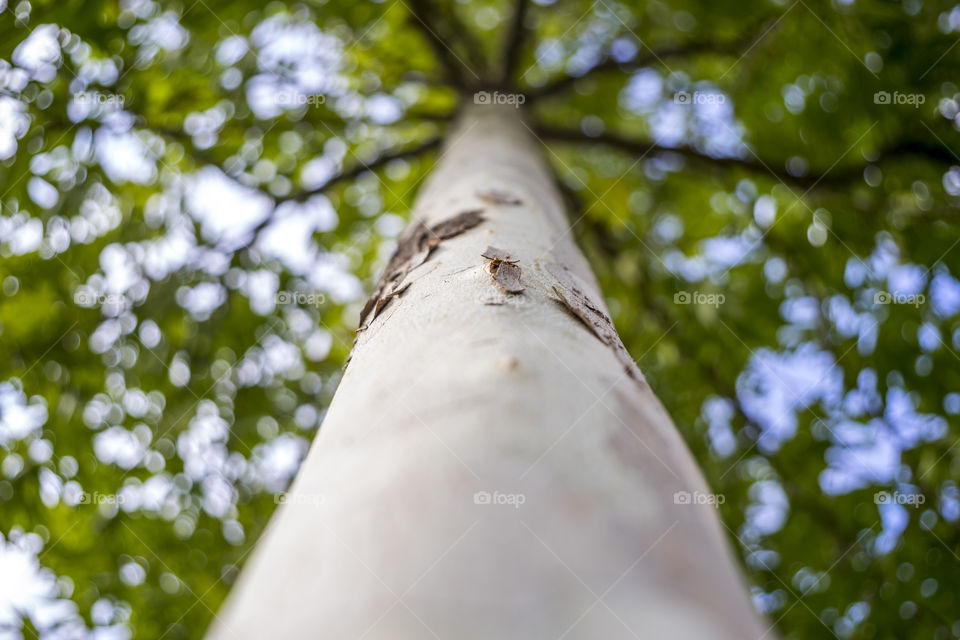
[358, 209, 485, 331]
[546, 262, 646, 385]
[482, 246, 524, 294]
[477, 190, 523, 206]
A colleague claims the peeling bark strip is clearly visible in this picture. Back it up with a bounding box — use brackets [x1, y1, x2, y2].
[546, 262, 644, 383]
[482, 246, 524, 293]
[371, 280, 412, 321]
[358, 210, 486, 330]
[429, 208, 485, 240]
[490, 261, 524, 293]
[480, 246, 516, 262]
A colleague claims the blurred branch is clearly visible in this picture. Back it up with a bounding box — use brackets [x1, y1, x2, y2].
[278, 136, 442, 204]
[526, 13, 785, 101]
[536, 123, 828, 187]
[226, 136, 442, 252]
[277, 137, 442, 204]
[445, 8, 490, 81]
[498, 0, 531, 84]
[400, 70, 455, 90]
[405, 0, 484, 88]
[534, 123, 960, 190]
[405, 108, 457, 122]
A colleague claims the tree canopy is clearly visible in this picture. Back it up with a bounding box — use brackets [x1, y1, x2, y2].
[1, 0, 959, 638]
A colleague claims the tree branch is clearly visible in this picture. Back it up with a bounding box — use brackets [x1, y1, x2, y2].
[534, 124, 959, 190]
[527, 13, 785, 101]
[498, 0, 530, 85]
[279, 137, 442, 205]
[445, 9, 489, 81]
[405, 0, 482, 89]
[226, 137, 442, 252]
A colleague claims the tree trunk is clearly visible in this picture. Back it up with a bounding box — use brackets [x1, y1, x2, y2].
[208, 103, 769, 640]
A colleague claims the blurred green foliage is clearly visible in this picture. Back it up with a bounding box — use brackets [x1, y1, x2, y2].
[0, 0, 959, 638]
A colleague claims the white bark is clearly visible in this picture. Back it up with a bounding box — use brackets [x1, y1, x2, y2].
[208, 103, 770, 640]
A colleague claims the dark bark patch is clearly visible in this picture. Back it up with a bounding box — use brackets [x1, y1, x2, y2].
[358, 210, 486, 331]
[490, 260, 525, 293]
[358, 296, 378, 330]
[551, 285, 603, 342]
[482, 246, 524, 294]
[429, 208, 485, 240]
[477, 190, 523, 206]
[370, 280, 412, 323]
[547, 262, 644, 384]
[545, 262, 583, 295]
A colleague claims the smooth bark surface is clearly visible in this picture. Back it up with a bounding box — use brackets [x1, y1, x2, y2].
[208, 103, 770, 639]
